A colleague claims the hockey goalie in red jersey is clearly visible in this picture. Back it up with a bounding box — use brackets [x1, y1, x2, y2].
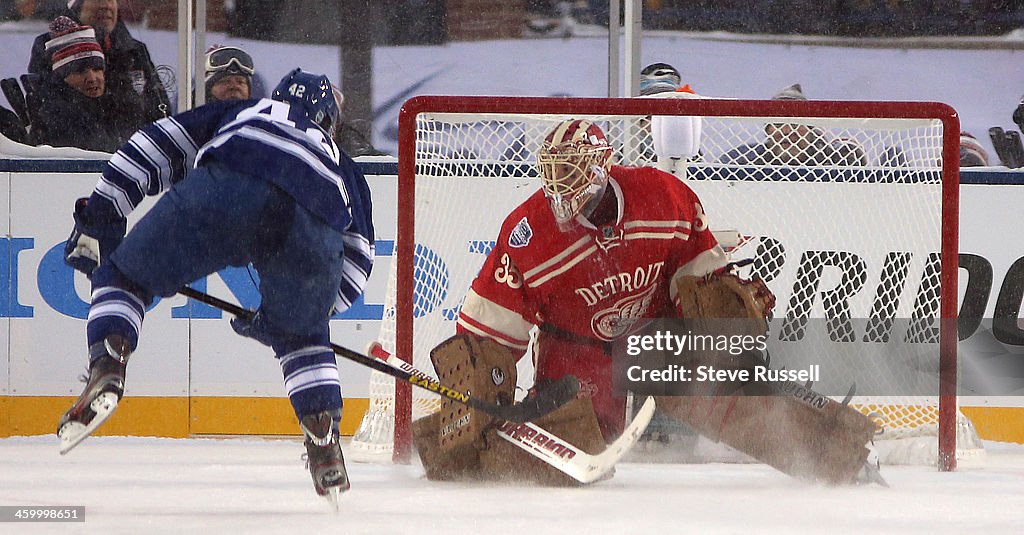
[458, 119, 727, 439]
[414, 118, 883, 487]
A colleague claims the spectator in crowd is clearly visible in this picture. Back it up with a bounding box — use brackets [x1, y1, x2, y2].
[720, 83, 866, 166]
[639, 62, 695, 96]
[959, 132, 990, 167]
[27, 0, 170, 123]
[636, 62, 702, 169]
[329, 84, 385, 157]
[28, 17, 143, 152]
[203, 44, 255, 103]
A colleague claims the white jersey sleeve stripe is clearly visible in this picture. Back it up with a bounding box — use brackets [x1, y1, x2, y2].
[155, 117, 198, 161]
[125, 133, 165, 193]
[93, 176, 134, 218]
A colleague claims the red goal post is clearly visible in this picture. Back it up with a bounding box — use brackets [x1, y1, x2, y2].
[369, 95, 962, 470]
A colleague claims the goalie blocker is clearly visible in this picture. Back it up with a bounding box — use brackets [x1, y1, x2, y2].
[412, 334, 607, 486]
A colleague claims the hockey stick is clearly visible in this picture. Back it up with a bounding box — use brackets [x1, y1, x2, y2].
[0, 78, 29, 127]
[177, 286, 577, 423]
[366, 342, 656, 484]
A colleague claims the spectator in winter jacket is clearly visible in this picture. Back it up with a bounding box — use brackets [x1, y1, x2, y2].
[27, 0, 170, 123]
[720, 83, 866, 167]
[28, 17, 143, 152]
[203, 44, 254, 102]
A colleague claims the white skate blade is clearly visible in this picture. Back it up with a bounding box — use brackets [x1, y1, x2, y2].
[324, 486, 341, 512]
[58, 392, 120, 455]
[858, 461, 890, 488]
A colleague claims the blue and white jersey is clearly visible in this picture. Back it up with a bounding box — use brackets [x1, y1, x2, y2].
[88, 98, 375, 314]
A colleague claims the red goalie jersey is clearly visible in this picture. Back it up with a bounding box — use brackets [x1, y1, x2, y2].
[457, 165, 727, 439]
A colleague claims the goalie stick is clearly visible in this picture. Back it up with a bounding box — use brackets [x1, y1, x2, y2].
[365, 341, 656, 484]
[177, 286, 577, 423]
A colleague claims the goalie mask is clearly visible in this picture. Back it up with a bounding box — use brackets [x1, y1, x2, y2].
[537, 120, 613, 226]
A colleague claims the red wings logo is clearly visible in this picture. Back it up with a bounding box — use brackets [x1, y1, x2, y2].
[590, 285, 657, 341]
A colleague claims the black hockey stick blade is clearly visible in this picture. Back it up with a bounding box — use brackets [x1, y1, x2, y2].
[177, 286, 575, 423]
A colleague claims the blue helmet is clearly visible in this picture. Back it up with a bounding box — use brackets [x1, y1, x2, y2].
[271, 68, 339, 134]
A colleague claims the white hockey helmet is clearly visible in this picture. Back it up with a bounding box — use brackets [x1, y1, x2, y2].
[537, 119, 613, 225]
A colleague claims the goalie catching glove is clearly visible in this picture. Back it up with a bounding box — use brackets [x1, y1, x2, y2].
[674, 260, 776, 329]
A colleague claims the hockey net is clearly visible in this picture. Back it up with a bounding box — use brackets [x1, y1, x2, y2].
[351, 95, 981, 470]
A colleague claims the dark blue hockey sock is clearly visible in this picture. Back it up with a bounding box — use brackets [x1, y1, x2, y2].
[86, 265, 150, 364]
[278, 345, 343, 418]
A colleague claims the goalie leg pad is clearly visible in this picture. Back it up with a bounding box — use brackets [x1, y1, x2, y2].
[412, 412, 483, 481]
[430, 334, 517, 456]
[479, 396, 608, 486]
[657, 387, 878, 485]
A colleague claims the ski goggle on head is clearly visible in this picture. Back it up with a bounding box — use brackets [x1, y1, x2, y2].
[204, 46, 255, 81]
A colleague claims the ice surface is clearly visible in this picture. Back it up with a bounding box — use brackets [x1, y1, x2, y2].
[2, 435, 1022, 534]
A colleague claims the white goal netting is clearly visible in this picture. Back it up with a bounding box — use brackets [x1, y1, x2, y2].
[350, 94, 981, 469]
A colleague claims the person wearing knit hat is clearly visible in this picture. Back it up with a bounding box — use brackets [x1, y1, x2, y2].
[959, 131, 991, 167]
[28, 15, 143, 152]
[204, 44, 254, 102]
[721, 83, 863, 167]
[45, 16, 105, 93]
[640, 62, 682, 96]
[763, 82, 828, 164]
[772, 83, 808, 101]
[27, 0, 170, 122]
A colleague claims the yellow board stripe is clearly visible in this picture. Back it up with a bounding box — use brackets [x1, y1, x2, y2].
[3, 397, 1022, 445]
[961, 407, 1024, 443]
[188, 397, 369, 435]
[0, 397, 369, 438]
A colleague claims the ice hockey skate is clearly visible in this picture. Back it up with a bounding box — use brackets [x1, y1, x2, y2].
[856, 441, 889, 487]
[301, 409, 350, 509]
[57, 336, 132, 455]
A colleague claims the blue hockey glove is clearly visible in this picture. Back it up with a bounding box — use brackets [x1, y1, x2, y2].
[64, 197, 126, 277]
[230, 310, 276, 347]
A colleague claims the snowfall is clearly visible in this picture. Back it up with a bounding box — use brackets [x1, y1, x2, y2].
[0, 435, 1020, 534]
[3, 17, 1024, 535]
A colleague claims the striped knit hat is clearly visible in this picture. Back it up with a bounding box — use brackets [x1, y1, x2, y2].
[959, 131, 990, 167]
[45, 16, 105, 79]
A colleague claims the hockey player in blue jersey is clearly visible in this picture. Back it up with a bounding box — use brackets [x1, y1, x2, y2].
[57, 68, 373, 505]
